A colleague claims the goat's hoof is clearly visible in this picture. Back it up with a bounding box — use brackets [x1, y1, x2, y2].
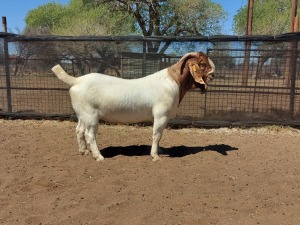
[79, 149, 89, 155]
[83, 150, 90, 155]
[96, 155, 105, 161]
[152, 156, 161, 162]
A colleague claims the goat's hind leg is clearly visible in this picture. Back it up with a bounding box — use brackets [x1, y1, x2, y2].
[85, 124, 104, 161]
[76, 119, 89, 155]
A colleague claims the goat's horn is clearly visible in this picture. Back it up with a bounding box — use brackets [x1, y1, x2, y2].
[179, 52, 199, 63]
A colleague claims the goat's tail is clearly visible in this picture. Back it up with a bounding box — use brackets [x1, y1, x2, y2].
[52, 65, 77, 86]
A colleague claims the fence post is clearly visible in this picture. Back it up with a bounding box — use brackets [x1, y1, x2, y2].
[289, 40, 297, 120]
[142, 40, 146, 77]
[288, 1, 298, 119]
[2, 17, 12, 112]
[204, 49, 212, 116]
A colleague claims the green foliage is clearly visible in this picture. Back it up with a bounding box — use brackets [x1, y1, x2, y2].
[25, 0, 135, 35]
[86, 0, 227, 36]
[25, 0, 227, 36]
[55, 0, 135, 35]
[25, 3, 65, 29]
[168, 0, 227, 36]
[234, 0, 295, 35]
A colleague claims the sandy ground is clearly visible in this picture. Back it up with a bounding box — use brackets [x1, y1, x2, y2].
[0, 119, 300, 225]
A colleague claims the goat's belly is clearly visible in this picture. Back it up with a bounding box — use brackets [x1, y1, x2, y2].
[99, 109, 153, 124]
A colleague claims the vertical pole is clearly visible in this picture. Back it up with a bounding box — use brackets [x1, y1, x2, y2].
[2, 17, 12, 112]
[246, 0, 254, 36]
[285, 0, 298, 86]
[288, 0, 298, 119]
[204, 49, 211, 116]
[289, 39, 297, 119]
[120, 53, 124, 78]
[242, 0, 254, 86]
[142, 40, 147, 77]
[2, 16, 7, 32]
[290, 0, 298, 31]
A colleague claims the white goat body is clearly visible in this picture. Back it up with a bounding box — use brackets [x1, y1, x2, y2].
[68, 69, 179, 124]
[52, 52, 215, 161]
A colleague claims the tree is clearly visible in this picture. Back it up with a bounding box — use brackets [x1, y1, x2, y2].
[83, 0, 227, 52]
[12, 27, 60, 76]
[83, 0, 225, 35]
[25, 3, 65, 30]
[233, 0, 295, 35]
[25, 0, 135, 36]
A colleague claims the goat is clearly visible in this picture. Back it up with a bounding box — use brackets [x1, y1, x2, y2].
[52, 52, 215, 161]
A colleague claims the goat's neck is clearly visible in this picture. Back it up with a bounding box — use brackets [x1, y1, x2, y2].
[168, 64, 194, 104]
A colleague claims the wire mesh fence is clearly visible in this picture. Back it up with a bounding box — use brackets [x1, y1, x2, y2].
[0, 33, 299, 127]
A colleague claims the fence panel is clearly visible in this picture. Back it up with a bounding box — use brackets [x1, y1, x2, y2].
[198, 47, 300, 125]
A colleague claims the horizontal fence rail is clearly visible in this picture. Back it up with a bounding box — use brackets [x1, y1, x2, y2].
[0, 33, 299, 127]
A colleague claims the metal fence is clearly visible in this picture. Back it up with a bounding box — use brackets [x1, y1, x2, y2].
[0, 32, 300, 127]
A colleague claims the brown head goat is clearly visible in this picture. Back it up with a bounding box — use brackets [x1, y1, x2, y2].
[52, 52, 215, 161]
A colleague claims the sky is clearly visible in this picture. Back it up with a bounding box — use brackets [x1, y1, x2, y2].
[0, 0, 247, 35]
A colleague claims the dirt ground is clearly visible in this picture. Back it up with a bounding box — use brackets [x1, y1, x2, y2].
[0, 119, 300, 225]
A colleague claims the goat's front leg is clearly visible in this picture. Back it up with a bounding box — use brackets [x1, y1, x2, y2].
[151, 116, 168, 162]
[85, 125, 104, 161]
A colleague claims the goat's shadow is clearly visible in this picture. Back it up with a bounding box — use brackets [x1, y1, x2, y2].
[101, 144, 238, 158]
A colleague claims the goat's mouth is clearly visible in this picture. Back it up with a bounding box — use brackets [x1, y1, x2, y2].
[197, 82, 207, 94]
[205, 73, 214, 82]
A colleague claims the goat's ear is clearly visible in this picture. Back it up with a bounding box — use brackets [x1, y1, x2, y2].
[208, 58, 215, 73]
[180, 52, 199, 75]
[189, 63, 205, 84]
